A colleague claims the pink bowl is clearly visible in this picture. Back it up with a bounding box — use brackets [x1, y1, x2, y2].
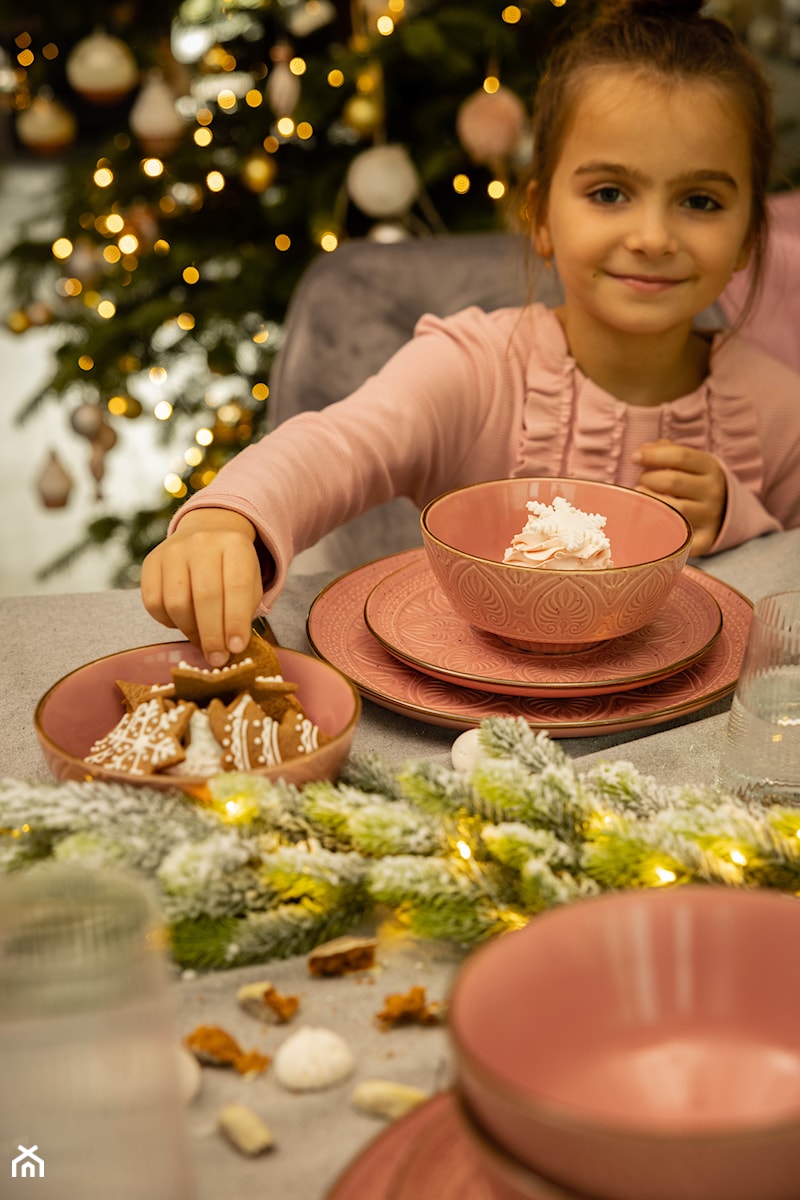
[420, 478, 691, 652]
[34, 642, 361, 801]
[450, 887, 800, 1200]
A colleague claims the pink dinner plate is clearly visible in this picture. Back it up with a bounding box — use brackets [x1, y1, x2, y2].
[326, 1090, 591, 1200]
[364, 553, 722, 698]
[306, 550, 753, 737]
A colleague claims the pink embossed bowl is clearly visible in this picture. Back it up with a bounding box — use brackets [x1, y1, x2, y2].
[420, 478, 691, 652]
[34, 641, 361, 801]
[450, 887, 800, 1200]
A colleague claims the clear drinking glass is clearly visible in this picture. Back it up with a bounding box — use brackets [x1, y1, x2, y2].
[0, 863, 196, 1199]
[717, 590, 800, 805]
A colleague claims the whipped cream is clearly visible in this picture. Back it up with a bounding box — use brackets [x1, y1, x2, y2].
[503, 496, 613, 570]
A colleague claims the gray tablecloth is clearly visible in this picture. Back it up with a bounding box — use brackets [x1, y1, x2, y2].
[1, 528, 798, 1199]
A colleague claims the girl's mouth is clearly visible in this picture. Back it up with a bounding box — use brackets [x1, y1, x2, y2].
[609, 273, 684, 294]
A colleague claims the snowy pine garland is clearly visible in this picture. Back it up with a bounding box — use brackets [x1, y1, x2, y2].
[3, 717, 800, 970]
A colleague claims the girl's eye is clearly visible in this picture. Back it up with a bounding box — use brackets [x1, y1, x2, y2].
[683, 193, 722, 212]
[588, 186, 626, 205]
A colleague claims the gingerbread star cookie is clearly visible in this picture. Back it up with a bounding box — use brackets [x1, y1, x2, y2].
[86, 697, 194, 775]
[115, 678, 176, 713]
[171, 633, 284, 704]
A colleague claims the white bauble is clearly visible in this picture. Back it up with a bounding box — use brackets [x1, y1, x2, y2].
[66, 31, 138, 104]
[286, 0, 336, 36]
[367, 221, 411, 243]
[130, 74, 185, 155]
[346, 144, 420, 218]
[16, 96, 77, 155]
[456, 85, 526, 165]
[266, 61, 301, 116]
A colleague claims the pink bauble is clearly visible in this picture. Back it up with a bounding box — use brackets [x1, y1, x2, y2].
[456, 85, 526, 164]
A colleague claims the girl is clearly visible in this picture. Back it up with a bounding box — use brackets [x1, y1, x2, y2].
[142, 0, 800, 666]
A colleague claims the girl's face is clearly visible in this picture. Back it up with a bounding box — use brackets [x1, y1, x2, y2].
[534, 70, 754, 340]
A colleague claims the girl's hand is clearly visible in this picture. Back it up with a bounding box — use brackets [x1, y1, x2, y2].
[140, 508, 264, 666]
[632, 439, 727, 556]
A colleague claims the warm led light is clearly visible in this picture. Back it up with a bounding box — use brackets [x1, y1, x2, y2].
[15, 32, 31, 48]
[201, 469, 217, 486]
[502, 5, 522, 22]
[107, 396, 128, 416]
[184, 446, 203, 466]
[252, 383, 269, 401]
[196, 108, 213, 126]
[106, 214, 124, 234]
[252, 327, 269, 343]
[97, 300, 116, 319]
[103, 245, 121, 263]
[388, 0, 405, 11]
[122, 254, 138, 271]
[118, 234, 138, 254]
[78, 355, 94, 371]
[194, 127, 213, 147]
[17, 49, 34, 67]
[275, 234, 291, 251]
[263, 135, 279, 153]
[154, 400, 173, 420]
[376, 15, 394, 34]
[217, 403, 241, 424]
[217, 89, 236, 110]
[52, 238, 73, 260]
[551, 0, 567, 6]
[94, 168, 113, 187]
[654, 866, 677, 884]
[164, 472, 185, 496]
[730, 849, 747, 866]
[320, 232, 338, 252]
[488, 179, 506, 199]
[177, 312, 195, 330]
[149, 366, 168, 384]
[154, 239, 170, 255]
[453, 174, 470, 194]
[183, 266, 200, 284]
[196, 427, 214, 446]
[297, 121, 313, 140]
[289, 57, 306, 75]
[84, 290, 100, 307]
[63, 278, 82, 296]
[142, 157, 164, 177]
[245, 89, 262, 107]
[327, 68, 344, 87]
[206, 170, 225, 192]
[276, 117, 295, 137]
[456, 840, 471, 860]
[483, 76, 500, 94]
[159, 196, 177, 214]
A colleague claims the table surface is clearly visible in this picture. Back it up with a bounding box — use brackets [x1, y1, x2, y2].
[1, 528, 798, 1199]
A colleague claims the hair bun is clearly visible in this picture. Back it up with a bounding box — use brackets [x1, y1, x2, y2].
[599, 0, 703, 19]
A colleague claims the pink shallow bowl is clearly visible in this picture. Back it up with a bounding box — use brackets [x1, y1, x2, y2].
[449, 887, 800, 1200]
[420, 478, 691, 653]
[34, 642, 361, 801]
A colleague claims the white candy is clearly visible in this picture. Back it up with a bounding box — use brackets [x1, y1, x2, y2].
[273, 1026, 355, 1092]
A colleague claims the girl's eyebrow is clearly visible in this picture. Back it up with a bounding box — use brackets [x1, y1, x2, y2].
[573, 161, 739, 190]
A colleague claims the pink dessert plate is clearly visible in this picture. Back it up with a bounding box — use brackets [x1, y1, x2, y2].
[364, 552, 722, 698]
[306, 550, 753, 736]
[326, 1090, 591, 1200]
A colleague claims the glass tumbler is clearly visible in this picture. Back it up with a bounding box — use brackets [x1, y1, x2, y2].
[717, 590, 800, 805]
[0, 863, 195, 1199]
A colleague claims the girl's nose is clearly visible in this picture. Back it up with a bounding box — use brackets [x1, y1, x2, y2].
[624, 205, 678, 257]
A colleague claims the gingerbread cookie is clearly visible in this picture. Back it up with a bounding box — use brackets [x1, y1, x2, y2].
[116, 678, 176, 713]
[171, 633, 284, 705]
[86, 698, 194, 775]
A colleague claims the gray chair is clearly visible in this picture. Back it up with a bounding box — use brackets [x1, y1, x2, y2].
[268, 232, 563, 574]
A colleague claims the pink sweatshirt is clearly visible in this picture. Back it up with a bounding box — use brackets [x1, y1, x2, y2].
[172, 303, 800, 608]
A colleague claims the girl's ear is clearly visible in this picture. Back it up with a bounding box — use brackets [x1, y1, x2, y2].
[526, 180, 553, 260]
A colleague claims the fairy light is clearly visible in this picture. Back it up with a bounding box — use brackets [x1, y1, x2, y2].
[62, 278, 82, 297]
[551, 0, 567, 6]
[122, 254, 138, 271]
[159, 196, 177, 214]
[184, 446, 203, 466]
[483, 76, 500, 94]
[320, 232, 338, 252]
[196, 427, 214, 446]
[183, 266, 200, 284]
[263, 135, 279, 153]
[153, 400, 173, 420]
[177, 312, 195, 330]
[149, 367, 168, 386]
[502, 5, 522, 21]
[245, 89, 262, 107]
[654, 866, 677, 885]
[97, 300, 116, 319]
[275, 234, 291, 251]
[197, 108, 213, 126]
[297, 121, 313, 140]
[194, 127, 213, 147]
[164, 472, 185, 496]
[84, 290, 100, 308]
[289, 57, 306, 75]
[201, 468, 217, 486]
[488, 180, 506, 199]
[154, 239, 170, 255]
[276, 117, 295, 137]
[15, 32, 31, 47]
[453, 174, 470, 194]
[142, 157, 164, 177]
[217, 403, 241, 424]
[388, 0, 405, 10]
[327, 69, 344, 87]
[17, 49, 34, 68]
[376, 15, 394, 34]
[730, 849, 747, 866]
[118, 234, 138, 254]
[252, 327, 269, 344]
[52, 237, 73, 259]
[43, 43, 58, 60]
[78, 355, 94, 371]
[94, 167, 113, 187]
[206, 170, 225, 192]
[456, 840, 472, 860]
[105, 214, 124, 235]
[217, 89, 236, 110]
[252, 383, 269, 401]
[107, 396, 128, 416]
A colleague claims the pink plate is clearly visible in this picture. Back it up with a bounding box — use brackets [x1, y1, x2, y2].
[364, 553, 722, 698]
[306, 550, 752, 736]
[326, 1090, 590, 1200]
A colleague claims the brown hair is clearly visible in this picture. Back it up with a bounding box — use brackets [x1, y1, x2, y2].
[528, 0, 775, 322]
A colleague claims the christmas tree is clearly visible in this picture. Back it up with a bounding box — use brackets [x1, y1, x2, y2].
[0, 0, 566, 586]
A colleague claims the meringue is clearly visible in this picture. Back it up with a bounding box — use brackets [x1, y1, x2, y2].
[273, 1026, 355, 1091]
[503, 495, 613, 570]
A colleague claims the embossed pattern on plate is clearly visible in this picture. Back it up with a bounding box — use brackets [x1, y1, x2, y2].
[364, 553, 722, 698]
[306, 550, 753, 736]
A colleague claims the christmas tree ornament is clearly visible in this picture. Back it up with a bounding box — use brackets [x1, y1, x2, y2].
[285, 0, 337, 37]
[65, 31, 139, 105]
[266, 53, 301, 116]
[341, 93, 383, 137]
[346, 144, 420, 219]
[367, 221, 411, 243]
[25, 302, 52, 327]
[16, 94, 78, 156]
[36, 449, 74, 509]
[70, 402, 105, 441]
[67, 238, 101, 285]
[456, 84, 527, 165]
[89, 418, 118, 500]
[241, 152, 277, 193]
[130, 73, 186, 156]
